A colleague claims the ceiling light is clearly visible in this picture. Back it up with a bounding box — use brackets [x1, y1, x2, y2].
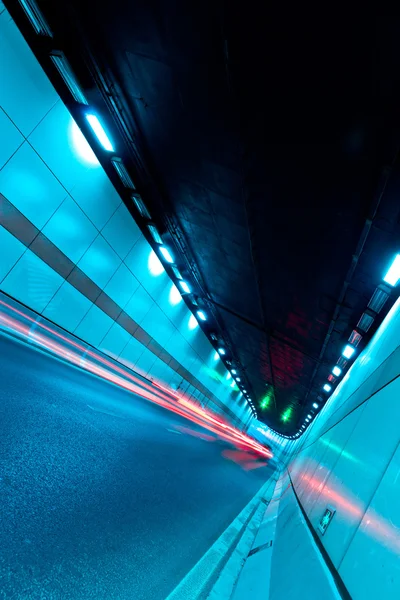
[50, 52, 87, 102]
[19, 0, 53, 36]
[332, 365, 342, 377]
[236, 377, 241, 382]
[196, 310, 207, 321]
[111, 157, 135, 188]
[86, 114, 114, 151]
[159, 246, 174, 263]
[383, 254, 400, 286]
[132, 193, 151, 219]
[368, 288, 389, 313]
[342, 344, 355, 359]
[243, 389, 247, 393]
[357, 312, 374, 333]
[312, 402, 319, 409]
[231, 369, 237, 375]
[179, 280, 191, 294]
[148, 225, 163, 245]
[323, 383, 332, 393]
[307, 414, 312, 419]
[218, 348, 226, 356]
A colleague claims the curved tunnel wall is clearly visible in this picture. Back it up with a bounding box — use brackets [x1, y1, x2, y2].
[288, 295, 400, 599]
[0, 7, 251, 429]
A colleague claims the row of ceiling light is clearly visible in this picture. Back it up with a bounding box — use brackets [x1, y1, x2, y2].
[297, 253, 400, 437]
[17, 0, 257, 417]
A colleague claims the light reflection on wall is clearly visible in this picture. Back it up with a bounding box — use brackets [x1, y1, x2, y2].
[188, 314, 198, 330]
[301, 471, 400, 554]
[148, 250, 164, 276]
[168, 283, 182, 305]
[69, 120, 99, 166]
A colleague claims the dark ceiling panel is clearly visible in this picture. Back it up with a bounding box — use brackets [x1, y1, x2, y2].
[12, 0, 400, 433]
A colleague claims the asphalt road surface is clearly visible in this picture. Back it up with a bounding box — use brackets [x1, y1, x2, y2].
[0, 333, 274, 599]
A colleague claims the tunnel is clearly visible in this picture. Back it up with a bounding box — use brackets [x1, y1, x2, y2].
[1, 1, 400, 598]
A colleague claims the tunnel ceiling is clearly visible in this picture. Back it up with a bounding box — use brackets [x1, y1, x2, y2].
[10, 1, 400, 433]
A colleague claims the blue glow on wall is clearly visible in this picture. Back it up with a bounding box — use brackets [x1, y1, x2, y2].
[188, 314, 198, 330]
[213, 351, 219, 361]
[70, 120, 99, 166]
[148, 250, 165, 276]
[169, 283, 182, 305]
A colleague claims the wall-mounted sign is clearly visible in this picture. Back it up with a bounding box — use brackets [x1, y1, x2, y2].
[318, 506, 336, 535]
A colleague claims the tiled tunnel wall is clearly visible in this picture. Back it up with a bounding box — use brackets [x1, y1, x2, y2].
[0, 6, 251, 429]
[288, 295, 400, 600]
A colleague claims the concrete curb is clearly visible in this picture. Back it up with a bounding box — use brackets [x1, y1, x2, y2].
[165, 475, 278, 600]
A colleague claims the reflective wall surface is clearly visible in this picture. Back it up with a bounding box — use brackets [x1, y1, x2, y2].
[289, 296, 400, 599]
[0, 6, 250, 428]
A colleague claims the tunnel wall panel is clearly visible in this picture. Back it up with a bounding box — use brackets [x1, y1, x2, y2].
[0, 8, 249, 427]
[288, 296, 400, 599]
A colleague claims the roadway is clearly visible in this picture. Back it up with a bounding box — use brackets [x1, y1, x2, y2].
[0, 332, 274, 599]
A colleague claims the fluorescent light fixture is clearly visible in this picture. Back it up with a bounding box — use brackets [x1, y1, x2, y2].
[357, 312, 374, 333]
[159, 246, 174, 263]
[323, 383, 332, 393]
[368, 288, 389, 313]
[332, 365, 342, 377]
[236, 377, 241, 382]
[132, 193, 151, 219]
[231, 369, 237, 375]
[86, 114, 114, 151]
[342, 344, 355, 359]
[111, 157, 135, 189]
[384, 254, 400, 286]
[148, 250, 164, 276]
[218, 348, 226, 356]
[20, 0, 53, 36]
[312, 402, 319, 409]
[171, 266, 182, 280]
[50, 52, 88, 103]
[148, 225, 163, 245]
[196, 310, 207, 321]
[179, 280, 191, 294]
[243, 389, 247, 393]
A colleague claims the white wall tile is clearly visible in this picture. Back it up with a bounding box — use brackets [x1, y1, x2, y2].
[42, 196, 98, 264]
[102, 202, 142, 260]
[28, 102, 98, 193]
[0, 15, 58, 136]
[119, 337, 146, 371]
[77, 234, 121, 290]
[42, 280, 91, 331]
[0, 142, 67, 229]
[70, 167, 120, 230]
[103, 263, 140, 309]
[124, 284, 153, 324]
[0, 225, 25, 282]
[125, 236, 171, 298]
[98, 322, 131, 360]
[74, 304, 113, 347]
[141, 305, 175, 346]
[339, 443, 400, 600]
[1, 249, 63, 312]
[0, 107, 24, 169]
